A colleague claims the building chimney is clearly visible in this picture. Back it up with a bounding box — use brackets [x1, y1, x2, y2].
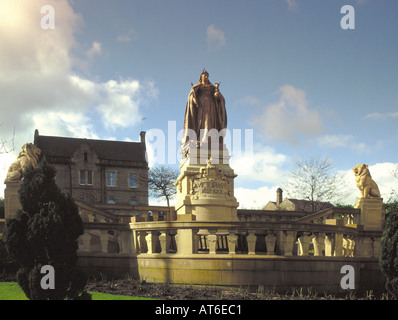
[276, 188, 283, 206]
[140, 131, 146, 151]
[34, 129, 39, 146]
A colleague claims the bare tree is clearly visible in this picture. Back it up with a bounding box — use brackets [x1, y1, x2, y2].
[147, 165, 179, 208]
[284, 156, 348, 212]
[389, 165, 398, 200]
[0, 125, 16, 154]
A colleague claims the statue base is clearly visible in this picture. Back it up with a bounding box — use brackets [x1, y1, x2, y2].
[354, 197, 385, 231]
[174, 141, 239, 222]
[4, 181, 22, 220]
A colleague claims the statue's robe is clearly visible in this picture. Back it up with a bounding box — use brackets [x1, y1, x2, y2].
[181, 82, 227, 145]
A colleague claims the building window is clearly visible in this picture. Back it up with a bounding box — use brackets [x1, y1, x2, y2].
[129, 173, 138, 188]
[83, 152, 88, 162]
[80, 170, 93, 185]
[106, 171, 116, 187]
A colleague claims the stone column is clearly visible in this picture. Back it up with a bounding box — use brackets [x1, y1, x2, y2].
[176, 228, 199, 255]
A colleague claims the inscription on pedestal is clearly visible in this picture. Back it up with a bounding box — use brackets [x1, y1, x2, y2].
[188, 158, 235, 201]
[192, 178, 232, 199]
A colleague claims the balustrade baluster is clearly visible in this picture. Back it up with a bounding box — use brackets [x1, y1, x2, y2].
[265, 233, 276, 255]
[312, 233, 325, 256]
[298, 232, 311, 256]
[80, 232, 92, 252]
[207, 230, 218, 254]
[159, 231, 171, 254]
[100, 230, 112, 253]
[283, 231, 296, 256]
[227, 231, 238, 254]
[247, 230, 257, 255]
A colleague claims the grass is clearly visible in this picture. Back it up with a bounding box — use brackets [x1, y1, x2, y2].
[0, 282, 151, 300]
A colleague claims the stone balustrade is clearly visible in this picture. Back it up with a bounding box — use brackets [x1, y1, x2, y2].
[237, 209, 307, 222]
[78, 222, 134, 254]
[129, 220, 382, 259]
[89, 203, 176, 222]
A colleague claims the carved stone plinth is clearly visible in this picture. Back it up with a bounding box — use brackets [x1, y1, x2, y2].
[354, 197, 385, 231]
[4, 181, 22, 220]
[174, 142, 239, 222]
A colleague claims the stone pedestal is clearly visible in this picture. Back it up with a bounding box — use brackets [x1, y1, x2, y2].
[354, 197, 385, 231]
[4, 181, 22, 220]
[174, 141, 239, 222]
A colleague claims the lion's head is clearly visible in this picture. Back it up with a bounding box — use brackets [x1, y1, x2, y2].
[19, 143, 41, 168]
[353, 164, 371, 177]
[4, 143, 41, 183]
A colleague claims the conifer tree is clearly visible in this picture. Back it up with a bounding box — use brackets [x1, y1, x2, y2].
[3, 156, 89, 300]
[380, 201, 398, 299]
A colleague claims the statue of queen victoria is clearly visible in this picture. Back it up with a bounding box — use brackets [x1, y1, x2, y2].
[181, 70, 227, 145]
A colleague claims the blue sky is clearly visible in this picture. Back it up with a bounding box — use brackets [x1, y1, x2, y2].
[0, 0, 397, 207]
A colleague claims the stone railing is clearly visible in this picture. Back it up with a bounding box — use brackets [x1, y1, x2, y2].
[237, 209, 307, 222]
[129, 220, 382, 258]
[77, 205, 381, 259]
[295, 207, 361, 225]
[78, 222, 134, 255]
[90, 203, 176, 222]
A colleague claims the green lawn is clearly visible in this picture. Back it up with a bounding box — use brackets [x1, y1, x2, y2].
[0, 282, 150, 300]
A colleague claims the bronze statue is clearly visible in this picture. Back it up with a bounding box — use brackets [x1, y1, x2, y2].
[181, 70, 227, 145]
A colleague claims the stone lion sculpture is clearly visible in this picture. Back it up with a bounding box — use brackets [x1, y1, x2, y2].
[4, 143, 41, 183]
[352, 163, 381, 198]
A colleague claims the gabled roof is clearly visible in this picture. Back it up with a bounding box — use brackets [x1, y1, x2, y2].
[34, 130, 147, 163]
[284, 198, 334, 212]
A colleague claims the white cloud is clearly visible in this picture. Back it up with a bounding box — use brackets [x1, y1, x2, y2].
[364, 111, 398, 119]
[235, 96, 262, 107]
[317, 134, 369, 153]
[285, 0, 298, 11]
[230, 144, 288, 184]
[206, 25, 226, 52]
[117, 28, 137, 43]
[0, 0, 158, 197]
[85, 41, 102, 59]
[235, 186, 277, 209]
[251, 85, 324, 144]
[0, 0, 157, 138]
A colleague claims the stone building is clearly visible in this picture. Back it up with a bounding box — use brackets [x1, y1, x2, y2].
[33, 129, 148, 206]
[263, 188, 334, 213]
